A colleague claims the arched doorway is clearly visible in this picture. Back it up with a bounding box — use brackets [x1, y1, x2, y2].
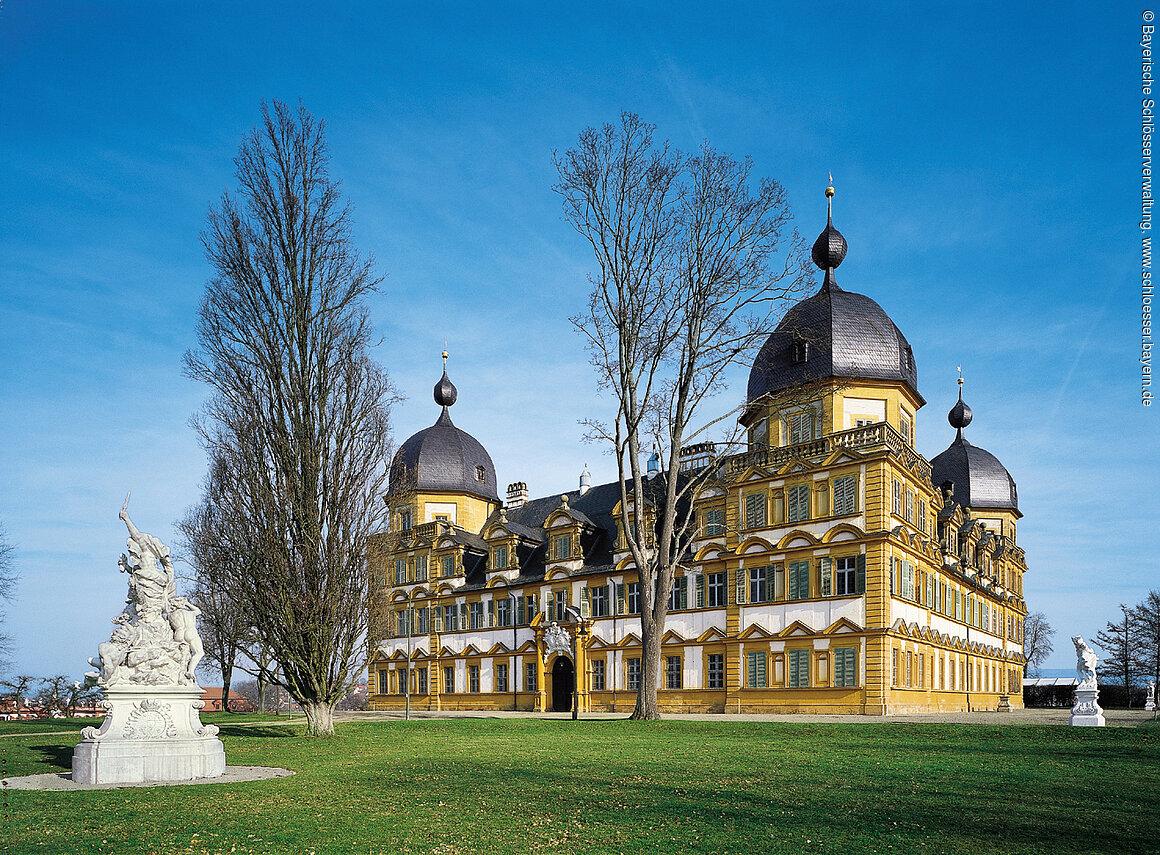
[551, 657, 575, 712]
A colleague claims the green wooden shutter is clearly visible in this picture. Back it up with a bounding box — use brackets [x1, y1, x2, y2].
[459, 603, 468, 629]
[747, 652, 756, 687]
[695, 575, 705, 609]
[856, 554, 866, 594]
[432, 606, 442, 633]
[580, 586, 590, 618]
[820, 557, 832, 597]
[616, 583, 626, 615]
[736, 567, 746, 604]
[487, 600, 496, 628]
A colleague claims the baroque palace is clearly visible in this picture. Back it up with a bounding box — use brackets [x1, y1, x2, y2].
[368, 188, 1029, 715]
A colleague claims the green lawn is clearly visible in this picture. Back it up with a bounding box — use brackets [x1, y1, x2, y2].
[3, 716, 1157, 855]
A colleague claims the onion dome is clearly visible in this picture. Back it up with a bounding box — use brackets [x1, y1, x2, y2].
[746, 184, 923, 409]
[930, 378, 1020, 517]
[388, 355, 498, 502]
[811, 184, 848, 286]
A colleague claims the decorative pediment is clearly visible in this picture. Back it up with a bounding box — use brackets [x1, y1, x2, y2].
[740, 537, 774, 555]
[822, 448, 865, 467]
[823, 617, 863, 635]
[461, 643, 481, 656]
[778, 620, 815, 638]
[697, 626, 728, 643]
[823, 524, 865, 543]
[615, 632, 642, 648]
[777, 530, 820, 550]
[776, 458, 814, 477]
[738, 623, 776, 640]
[545, 568, 571, 581]
[735, 465, 776, 483]
[438, 645, 458, 657]
[694, 543, 729, 562]
[697, 486, 726, 499]
[585, 635, 610, 650]
[661, 629, 686, 645]
[438, 538, 459, 550]
[487, 642, 510, 655]
[516, 639, 538, 654]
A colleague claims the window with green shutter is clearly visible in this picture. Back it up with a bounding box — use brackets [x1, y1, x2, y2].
[833, 476, 856, 515]
[789, 411, 813, 445]
[747, 650, 767, 687]
[892, 479, 902, 515]
[787, 484, 810, 523]
[555, 535, 571, 560]
[735, 567, 746, 604]
[707, 572, 726, 607]
[749, 566, 768, 603]
[819, 557, 832, 597]
[493, 546, 507, 569]
[833, 647, 858, 687]
[788, 649, 810, 687]
[695, 574, 705, 609]
[395, 559, 406, 585]
[788, 561, 810, 600]
[745, 493, 766, 529]
[668, 576, 687, 611]
[705, 507, 724, 536]
[441, 555, 455, 578]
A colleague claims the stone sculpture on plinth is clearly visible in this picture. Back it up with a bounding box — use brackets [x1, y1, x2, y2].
[1146, 680, 1156, 712]
[1068, 635, 1105, 727]
[71, 496, 226, 784]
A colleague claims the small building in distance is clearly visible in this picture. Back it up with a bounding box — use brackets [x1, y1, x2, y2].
[367, 187, 1030, 715]
[199, 687, 255, 713]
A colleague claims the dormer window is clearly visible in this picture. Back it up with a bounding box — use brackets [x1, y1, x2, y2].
[555, 535, 572, 560]
[903, 346, 915, 372]
[400, 510, 412, 531]
[789, 411, 813, 445]
[791, 335, 810, 364]
[475, 465, 486, 483]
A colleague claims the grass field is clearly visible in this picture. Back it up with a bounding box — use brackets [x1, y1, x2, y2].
[3, 715, 1157, 855]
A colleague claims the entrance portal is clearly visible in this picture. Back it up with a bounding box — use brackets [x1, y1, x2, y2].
[551, 658, 575, 712]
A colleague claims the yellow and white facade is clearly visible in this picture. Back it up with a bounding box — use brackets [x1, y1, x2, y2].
[367, 190, 1029, 715]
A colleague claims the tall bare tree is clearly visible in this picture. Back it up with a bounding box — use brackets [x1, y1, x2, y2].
[177, 454, 256, 712]
[554, 113, 810, 719]
[0, 524, 16, 665]
[1021, 611, 1055, 678]
[1096, 604, 1140, 706]
[1131, 591, 1160, 695]
[185, 101, 395, 736]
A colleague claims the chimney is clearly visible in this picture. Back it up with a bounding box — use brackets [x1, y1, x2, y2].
[506, 481, 528, 508]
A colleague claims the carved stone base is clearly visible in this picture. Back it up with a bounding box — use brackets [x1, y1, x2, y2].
[997, 694, 1012, 712]
[1147, 699, 1156, 712]
[71, 685, 225, 784]
[1069, 686, 1106, 727]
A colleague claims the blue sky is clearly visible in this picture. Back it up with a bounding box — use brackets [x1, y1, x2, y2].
[0, 1, 1148, 678]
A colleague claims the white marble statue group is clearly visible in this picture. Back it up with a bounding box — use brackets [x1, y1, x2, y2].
[87, 495, 204, 688]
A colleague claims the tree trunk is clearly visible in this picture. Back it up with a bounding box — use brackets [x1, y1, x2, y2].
[301, 700, 337, 736]
[631, 613, 663, 720]
[221, 657, 234, 713]
[257, 673, 268, 714]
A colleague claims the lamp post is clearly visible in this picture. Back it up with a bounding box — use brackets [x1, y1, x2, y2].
[572, 620, 589, 721]
[405, 604, 413, 722]
[511, 592, 519, 712]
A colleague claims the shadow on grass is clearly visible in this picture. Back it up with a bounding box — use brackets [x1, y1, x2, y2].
[29, 743, 74, 771]
[216, 725, 299, 739]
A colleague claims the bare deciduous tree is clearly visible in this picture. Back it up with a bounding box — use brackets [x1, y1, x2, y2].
[0, 524, 16, 665]
[554, 113, 810, 719]
[1096, 605, 1140, 706]
[184, 101, 396, 736]
[1, 674, 36, 716]
[177, 455, 256, 713]
[1021, 611, 1055, 678]
[1131, 590, 1160, 693]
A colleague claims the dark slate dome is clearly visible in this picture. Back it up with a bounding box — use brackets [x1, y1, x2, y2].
[930, 391, 1020, 517]
[746, 187, 922, 406]
[388, 365, 499, 502]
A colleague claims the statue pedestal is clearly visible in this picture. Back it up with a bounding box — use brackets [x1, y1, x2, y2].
[1069, 685, 1106, 727]
[71, 685, 226, 784]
